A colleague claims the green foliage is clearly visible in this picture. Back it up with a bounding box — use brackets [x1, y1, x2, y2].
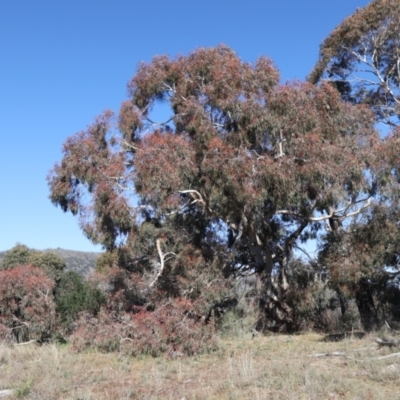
[15, 377, 32, 399]
[95, 251, 118, 272]
[0, 245, 106, 341]
[29, 252, 66, 281]
[217, 305, 258, 338]
[0, 244, 32, 270]
[0, 244, 66, 280]
[55, 271, 105, 331]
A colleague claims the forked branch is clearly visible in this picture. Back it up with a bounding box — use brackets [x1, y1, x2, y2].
[149, 239, 176, 289]
[179, 189, 212, 212]
[276, 198, 371, 222]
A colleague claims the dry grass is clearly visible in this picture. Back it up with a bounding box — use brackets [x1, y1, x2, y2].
[1, 332, 400, 399]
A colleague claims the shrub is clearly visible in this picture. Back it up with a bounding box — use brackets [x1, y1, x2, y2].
[70, 298, 217, 357]
[0, 244, 32, 270]
[0, 265, 56, 343]
[95, 251, 118, 272]
[55, 271, 105, 332]
[0, 244, 66, 281]
[29, 251, 66, 281]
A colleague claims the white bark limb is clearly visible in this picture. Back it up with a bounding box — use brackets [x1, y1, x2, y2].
[149, 239, 175, 289]
[276, 198, 371, 222]
[385, 320, 400, 334]
[15, 340, 37, 346]
[179, 189, 212, 212]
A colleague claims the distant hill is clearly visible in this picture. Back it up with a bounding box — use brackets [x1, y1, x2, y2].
[47, 248, 101, 276]
[0, 248, 101, 277]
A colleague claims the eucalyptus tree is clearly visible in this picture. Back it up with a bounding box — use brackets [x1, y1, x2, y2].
[309, 0, 400, 329]
[49, 46, 378, 329]
[309, 0, 400, 126]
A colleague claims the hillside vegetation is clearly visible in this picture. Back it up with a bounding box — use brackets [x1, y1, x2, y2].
[0, 248, 100, 277]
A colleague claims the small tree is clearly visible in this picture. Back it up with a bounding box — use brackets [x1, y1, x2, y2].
[0, 265, 56, 342]
[0, 245, 106, 340]
[55, 271, 105, 332]
[0, 244, 33, 270]
[0, 244, 66, 280]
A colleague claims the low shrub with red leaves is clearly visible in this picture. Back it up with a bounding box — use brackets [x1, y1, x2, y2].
[0, 265, 56, 343]
[70, 298, 217, 357]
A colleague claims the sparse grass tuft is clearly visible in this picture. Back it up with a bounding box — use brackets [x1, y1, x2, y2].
[15, 377, 32, 398]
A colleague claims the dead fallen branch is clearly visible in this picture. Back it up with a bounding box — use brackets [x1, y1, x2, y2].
[309, 351, 346, 358]
[309, 347, 378, 361]
[0, 390, 14, 398]
[363, 352, 400, 361]
[309, 350, 400, 362]
[14, 339, 37, 346]
[375, 337, 400, 349]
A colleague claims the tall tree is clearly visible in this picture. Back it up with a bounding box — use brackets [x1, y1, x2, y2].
[308, 0, 400, 126]
[309, 0, 400, 330]
[49, 46, 378, 329]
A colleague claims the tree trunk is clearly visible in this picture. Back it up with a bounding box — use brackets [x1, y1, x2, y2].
[336, 289, 347, 316]
[256, 267, 294, 332]
[355, 278, 379, 332]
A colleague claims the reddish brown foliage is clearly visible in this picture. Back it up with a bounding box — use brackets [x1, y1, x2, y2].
[49, 45, 393, 334]
[70, 299, 216, 357]
[0, 265, 56, 342]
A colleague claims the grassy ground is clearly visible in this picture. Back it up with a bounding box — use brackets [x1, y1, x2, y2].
[1, 332, 400, 399]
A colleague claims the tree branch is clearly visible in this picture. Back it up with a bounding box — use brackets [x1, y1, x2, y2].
[144, 116, 174, 126]
[179, 189, 211, 212]
[149, 239, 175, 289]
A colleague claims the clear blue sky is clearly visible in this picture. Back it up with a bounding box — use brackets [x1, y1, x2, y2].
[0, 0, 370, 252]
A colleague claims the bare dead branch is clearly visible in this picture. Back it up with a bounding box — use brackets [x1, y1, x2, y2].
[120, 138, 141, 152]
[385, 320, 400, 334]
[308, 351, 346, 358]
[375, 337, 400, 348]
[363, 351, 400, 361]
[144, 115, 174, 126]
[0, 389, 14, 398]
[12, 315, 29, 327]
[14, 340, 37, 346]
[293, 244, 317, 263]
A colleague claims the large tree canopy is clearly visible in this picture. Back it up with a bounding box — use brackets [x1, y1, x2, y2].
[308, 0, 400, 125]
[308, 0, 400, 330]
[49, 45, 381, 329]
